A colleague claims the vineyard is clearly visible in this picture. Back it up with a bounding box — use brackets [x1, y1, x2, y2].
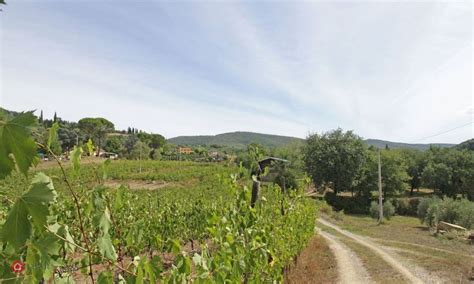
[0, 112, 316, 283]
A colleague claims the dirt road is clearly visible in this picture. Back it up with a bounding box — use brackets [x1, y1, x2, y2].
[317, 228, 372, 283]
[317, 218, 444, 284]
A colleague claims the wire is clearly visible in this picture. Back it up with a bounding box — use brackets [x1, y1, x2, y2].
[410, 121, 473, 143]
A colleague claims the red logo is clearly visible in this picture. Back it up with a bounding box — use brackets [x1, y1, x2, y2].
[10, 260, 25, 274]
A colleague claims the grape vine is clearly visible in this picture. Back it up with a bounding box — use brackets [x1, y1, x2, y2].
[0, 112, 316, 283]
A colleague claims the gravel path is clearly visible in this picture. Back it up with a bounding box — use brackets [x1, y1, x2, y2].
[318, 218, 445, 284]
[317, 228, 372, 284]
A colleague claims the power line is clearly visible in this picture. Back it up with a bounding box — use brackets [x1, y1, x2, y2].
[411, 121, 473, 143]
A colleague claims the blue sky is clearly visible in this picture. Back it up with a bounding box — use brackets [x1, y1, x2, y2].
[1, 1, 472, 143]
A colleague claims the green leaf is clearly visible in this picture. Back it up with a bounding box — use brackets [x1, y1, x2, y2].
[70, 146, 83, 172]
[23, 173, 56, 229]
[101, 158, 111, 180]
[97, 271, 114, 284]
[47, 122, 59, 149]
[1, 173, 56, 249]
[114, 185, 125, 210]
[1, 200, 31, 249]
[0, 111, 38, 179]
[86, 138, 94, 156]
[30, 233, 61, 279]
[97, 235, 117, 261]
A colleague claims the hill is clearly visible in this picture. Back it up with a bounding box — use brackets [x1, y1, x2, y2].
[364, 139, 454, 150]
[455, 138, 474, 151]
[168, 132, 456, 150]
[168, 131, 303, 149]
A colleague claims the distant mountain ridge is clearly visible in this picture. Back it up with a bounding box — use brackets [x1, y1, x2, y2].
[168, 131, 303, 149]
[364, 139, 454, 151]
[168, 131, 457, 150]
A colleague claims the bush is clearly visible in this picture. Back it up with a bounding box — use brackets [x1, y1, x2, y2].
[457, 199, 474, 229]
[391, 198, 420, 216]
[324, 192, 370, 214]
[369, 201, 379, 219]
[370, 201, 395, 220]
[383, 201, 395, 220]
[417, 197, 440, 222]
[408, 198, 420, 216]
[391, 198, 408, 215]
[417, 197, 474, 229]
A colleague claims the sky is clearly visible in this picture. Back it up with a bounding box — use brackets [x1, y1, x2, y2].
[0, 1, 472, 143]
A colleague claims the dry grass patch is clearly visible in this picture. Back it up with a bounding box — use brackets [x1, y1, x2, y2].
[285, 234, 338, 284]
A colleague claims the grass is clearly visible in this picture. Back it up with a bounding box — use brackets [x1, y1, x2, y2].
[285, 234, 338, 284]
[325, 214, 474, 283]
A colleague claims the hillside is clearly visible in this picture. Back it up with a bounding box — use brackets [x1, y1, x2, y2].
[168, 132, 456, 150]
[455, 138, 474, 151]
[168, 131, 304, 149]
[365, 139, 454, 150]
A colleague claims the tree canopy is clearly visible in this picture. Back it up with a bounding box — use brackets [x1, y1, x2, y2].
[303, 129, 366, 194]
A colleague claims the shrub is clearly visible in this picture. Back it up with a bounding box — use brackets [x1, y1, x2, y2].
[370, 201, 395, 220]
[417, 197, 474, 229]
[457, 199, 474, 229]
[383, 201, 395, 220]
[417, 197, 441, 222]
[324, 192, 370, 214]
[391, 198, 408, 215]
[408, 198, 420, 216]
[391, 198, 421, 216]
[369, 201, 379, 219]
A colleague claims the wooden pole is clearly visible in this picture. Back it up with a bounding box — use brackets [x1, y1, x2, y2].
[378, 149, 383, 224]
[251, 176, 260, 208]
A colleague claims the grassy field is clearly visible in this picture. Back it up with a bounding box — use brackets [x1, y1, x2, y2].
[323, 214, 474, 283]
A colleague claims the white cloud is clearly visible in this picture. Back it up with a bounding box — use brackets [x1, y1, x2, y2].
[1, 1, 472, 142]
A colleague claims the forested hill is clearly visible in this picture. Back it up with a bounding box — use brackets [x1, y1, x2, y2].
[365, 139, 454, 150]
[168, 132, 456, 150]
[168, 131, 304, 149]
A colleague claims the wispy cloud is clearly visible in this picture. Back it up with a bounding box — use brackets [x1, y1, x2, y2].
[1, 1, 472, 142]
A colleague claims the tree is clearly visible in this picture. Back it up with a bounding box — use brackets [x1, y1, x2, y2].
[104, 136, 124, 154]
[53, 112, 57, 122]
[379, 149, 409, 196]
[149, 134, 166, 149]
[422, 148, 474, 199]
[78, 118, 114, 155]
[303, 129, 366, 194]
[39, 110, 43, 123]
[123, 134, 138, 157]
[130, 141, 151, 160]
[399, 149, 427, 195]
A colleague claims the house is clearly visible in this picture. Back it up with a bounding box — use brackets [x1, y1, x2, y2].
[178, 147, 193, 154]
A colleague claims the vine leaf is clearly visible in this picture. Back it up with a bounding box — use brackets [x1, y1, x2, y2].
[97, 235, 117, 261]
[0, 111, 38, 179]
[1, 173, 56, 249]
[47, 122, 59, 149]
[71, 145, 83, 172]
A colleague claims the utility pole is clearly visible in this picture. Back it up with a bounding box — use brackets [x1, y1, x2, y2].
[378, 149, 383, 224]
